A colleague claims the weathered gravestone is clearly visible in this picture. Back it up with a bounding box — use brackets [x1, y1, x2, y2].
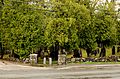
[30, 54, 38, 65]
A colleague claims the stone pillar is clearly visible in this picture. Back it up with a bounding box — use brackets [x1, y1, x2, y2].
[30, 54, 38, 65]
[43, 57, 46, 64]
[58, 54, 66, 65]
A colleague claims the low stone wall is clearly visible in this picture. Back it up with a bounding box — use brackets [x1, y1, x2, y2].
[66, 56, 120, 63]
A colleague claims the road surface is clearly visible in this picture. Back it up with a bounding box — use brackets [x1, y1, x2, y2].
[0, 61, 120, 79]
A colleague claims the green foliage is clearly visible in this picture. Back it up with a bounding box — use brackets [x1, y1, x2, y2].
[1, 0, 45, 58]
[94, 1, 117, 46]
[0, 0, 119, 58]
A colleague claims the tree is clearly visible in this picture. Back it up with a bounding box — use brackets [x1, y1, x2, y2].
[0, 0, 4, 59]
[95, 1, 117, 47]
[1, 0, 45, 58]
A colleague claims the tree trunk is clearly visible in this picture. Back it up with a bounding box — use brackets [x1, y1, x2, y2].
[0, 43, 4, 59]
[112, 46, 115, 55]
[50, 41, 59, 60]
[100, 47, 106, 57]
[86, 48, 91, 57]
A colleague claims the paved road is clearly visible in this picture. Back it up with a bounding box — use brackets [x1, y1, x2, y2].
[0, 62, 120, 79]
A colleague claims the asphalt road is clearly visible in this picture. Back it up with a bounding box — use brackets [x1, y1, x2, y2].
[0, 62, 120, 79]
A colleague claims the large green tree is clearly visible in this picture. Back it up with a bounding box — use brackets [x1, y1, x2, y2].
[1, 0, 45, 58]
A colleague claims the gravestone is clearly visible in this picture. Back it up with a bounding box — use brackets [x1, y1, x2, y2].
[30, 54, 38, 65]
